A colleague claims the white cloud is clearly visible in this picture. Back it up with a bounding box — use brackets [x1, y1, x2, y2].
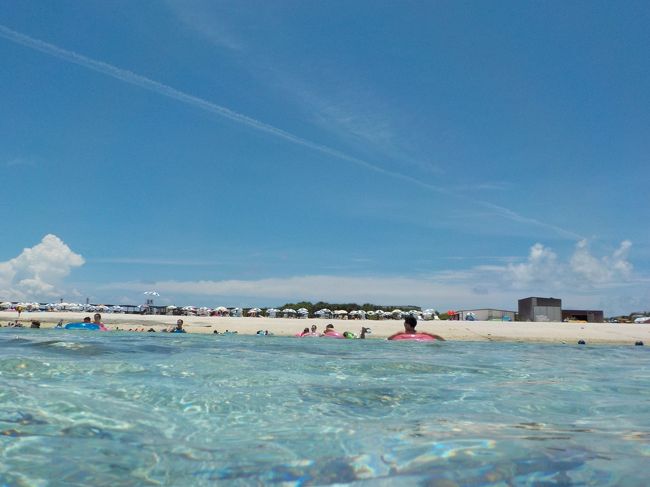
[505, 240, 634, 290]
[506, 243, 561, 288]
[0, 234, 85, 301]
[570, 239, 633, 284]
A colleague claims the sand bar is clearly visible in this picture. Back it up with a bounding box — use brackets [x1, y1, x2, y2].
[1, 311, 648, 344]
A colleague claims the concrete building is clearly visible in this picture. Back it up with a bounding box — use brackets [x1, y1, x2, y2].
[518, 297, 562, 322]
[561, 309, 604, 323]
[457, 309, 516, 321]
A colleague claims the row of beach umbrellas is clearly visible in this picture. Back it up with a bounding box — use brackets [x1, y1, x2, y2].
[0, 301, 440, 319]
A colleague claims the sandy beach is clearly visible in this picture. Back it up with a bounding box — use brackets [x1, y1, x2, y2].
[1, 310, 648, 344]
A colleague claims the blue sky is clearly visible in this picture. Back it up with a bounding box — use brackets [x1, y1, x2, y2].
[1, 1, 648, 314]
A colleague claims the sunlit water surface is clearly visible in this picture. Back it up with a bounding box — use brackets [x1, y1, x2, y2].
[1, 329, 649, 486]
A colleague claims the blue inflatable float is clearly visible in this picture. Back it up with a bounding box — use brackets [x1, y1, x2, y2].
[64, 322, 101, 330]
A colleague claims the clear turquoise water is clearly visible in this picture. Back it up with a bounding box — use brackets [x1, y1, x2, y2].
[1, 330, 649, 486]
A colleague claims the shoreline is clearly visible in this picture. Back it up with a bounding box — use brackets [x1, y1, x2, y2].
[1, 311, 648, 344]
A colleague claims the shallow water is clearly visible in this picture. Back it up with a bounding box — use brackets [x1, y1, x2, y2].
[1, 330, 649, 486]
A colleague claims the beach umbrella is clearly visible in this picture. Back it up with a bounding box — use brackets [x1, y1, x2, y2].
[144, 291, 160, 296]
[0, 302, 12, 309]
[283, 308, 296, 313]
[334, 310, 348, 315]
[166, 305, 177, 310]
[215, 306, 228, 312]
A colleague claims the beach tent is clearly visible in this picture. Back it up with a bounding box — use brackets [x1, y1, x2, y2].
[391, 309, 403, 319]
[0, 302, 12, 309]
[182, 306, 197, 315]
[247, 308, 262, 316]
[422, 309, 438, 320]
[297, 308, 309, 318]
[315, 308, 332, 318]
[231, 308, 242, 317]
[266, 308, 279, 318]
[213, 306, 229, 316]
[197, 307, 212, 316]
[282, 308, 297, 318]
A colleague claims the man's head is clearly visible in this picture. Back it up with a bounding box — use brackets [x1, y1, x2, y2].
[311, 324, 317, 332]
[404, 315, 417, 329]
[176, 319, 184, 329]
[93, 313, 102, 322]
[83, 316, 91, 323]
[326, 324, 334, 330]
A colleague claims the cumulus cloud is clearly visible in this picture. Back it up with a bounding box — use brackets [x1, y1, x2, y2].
[570, 239, 632, 283]
[506, 243, 561, 288]
[0, 235, 85, 301]
[502, 240, 634, 290]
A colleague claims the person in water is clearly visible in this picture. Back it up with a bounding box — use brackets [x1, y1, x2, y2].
[387, 315, 445, 341]
[83, 316, 91, 323]
[172, 319, 186, 333]
[323, 324, 343, 337]
[93, 313, 108, 331]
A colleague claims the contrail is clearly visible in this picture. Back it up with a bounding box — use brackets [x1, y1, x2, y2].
[0, 24, 582, 239]
[0, 23, 443, 193]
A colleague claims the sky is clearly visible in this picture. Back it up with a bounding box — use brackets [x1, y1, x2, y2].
[1, 1, 648, 314]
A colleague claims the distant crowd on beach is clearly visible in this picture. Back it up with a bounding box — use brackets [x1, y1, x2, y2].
[0, 314, 447, 341]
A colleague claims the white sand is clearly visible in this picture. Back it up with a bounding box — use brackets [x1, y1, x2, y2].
[1, 310, 648, 344]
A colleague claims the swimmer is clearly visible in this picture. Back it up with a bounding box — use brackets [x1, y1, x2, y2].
[93, 313, 109, 331]
[323, 324, 338, 335]
[171, 319, 186, 333]
[83, 316, 91, 323]
[323, 324, 344, 338]
[388, 315, 445, 341]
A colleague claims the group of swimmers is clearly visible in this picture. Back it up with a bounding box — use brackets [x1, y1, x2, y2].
[297, 323, 371, 339]
[2, 313, 446, 341]
[297, 316, 446, 341]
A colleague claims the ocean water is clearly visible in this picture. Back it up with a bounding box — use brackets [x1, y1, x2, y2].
[1, 330, 649, 486]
